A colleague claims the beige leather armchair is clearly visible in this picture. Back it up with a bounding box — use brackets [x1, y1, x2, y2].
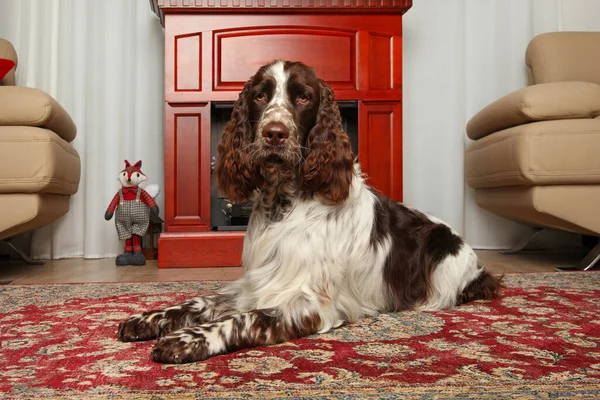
[465, 32, 600, 271]
[0, 39, 81, 261]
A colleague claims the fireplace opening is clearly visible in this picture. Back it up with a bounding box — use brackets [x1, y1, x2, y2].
[210, 101, 359, 231]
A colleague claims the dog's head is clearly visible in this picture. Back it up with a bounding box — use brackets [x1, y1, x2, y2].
[215, 60, 355, 204]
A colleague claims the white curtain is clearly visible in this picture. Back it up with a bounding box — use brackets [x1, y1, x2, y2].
[403, 0, 600, 249]
[0, 0, 164, 259]
[1, 0, 599, 258]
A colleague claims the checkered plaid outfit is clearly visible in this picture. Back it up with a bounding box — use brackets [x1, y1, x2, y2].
[114, 188, 150, 240]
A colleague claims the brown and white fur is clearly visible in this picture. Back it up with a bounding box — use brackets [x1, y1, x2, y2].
[117, 60, 503, 363]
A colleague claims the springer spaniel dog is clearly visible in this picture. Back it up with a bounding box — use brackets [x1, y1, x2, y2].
[117, 60, 503, 364]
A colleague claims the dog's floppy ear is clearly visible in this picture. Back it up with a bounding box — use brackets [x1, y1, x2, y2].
[302, 79, 355, 203]
[215, 78, 257, 203]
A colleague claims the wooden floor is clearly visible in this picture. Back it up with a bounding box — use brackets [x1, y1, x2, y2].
[0, 249, 588, 285]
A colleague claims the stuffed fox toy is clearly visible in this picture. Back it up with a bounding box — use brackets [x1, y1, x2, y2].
[105, 160, 159, 266]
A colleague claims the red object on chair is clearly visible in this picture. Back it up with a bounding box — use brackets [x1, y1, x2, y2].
[0, 59, 16, 81]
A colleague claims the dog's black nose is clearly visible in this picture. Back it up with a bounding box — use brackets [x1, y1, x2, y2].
[262, 122, 289, 146]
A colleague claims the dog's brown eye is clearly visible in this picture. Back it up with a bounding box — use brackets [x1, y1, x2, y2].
[255, 93, 266, 102]
[297, 94, 309, 104]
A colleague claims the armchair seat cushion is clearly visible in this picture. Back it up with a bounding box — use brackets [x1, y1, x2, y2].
[0, 86, 77, 143]
[466, 119, 600, 189]
[0, 126, 80, 195]
[0, 193, 70, 240]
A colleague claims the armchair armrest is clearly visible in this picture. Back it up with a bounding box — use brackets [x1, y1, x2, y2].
[0, 86, 77, 143]
[466, 81, 600, 140]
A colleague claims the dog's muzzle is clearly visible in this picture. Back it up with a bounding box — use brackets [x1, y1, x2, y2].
[254, 106, 299, 165]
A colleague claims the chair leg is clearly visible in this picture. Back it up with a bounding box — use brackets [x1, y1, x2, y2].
[499, 228, 544, 255]
[2, 240, 45, 265]
[575, 242, 600, 271]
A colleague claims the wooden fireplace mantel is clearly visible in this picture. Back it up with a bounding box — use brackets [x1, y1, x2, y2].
[150, 0, 412, 268]
[150, 0, 413, 25]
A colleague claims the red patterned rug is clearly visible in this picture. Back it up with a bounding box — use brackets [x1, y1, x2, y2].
[1, 272, 600, 399]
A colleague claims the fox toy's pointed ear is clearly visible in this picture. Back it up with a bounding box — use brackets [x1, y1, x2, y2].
[124, 160, 131, 168]
[134, 160, 142, 169]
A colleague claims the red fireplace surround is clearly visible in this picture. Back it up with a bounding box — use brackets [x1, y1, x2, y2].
[149, 0, 413, 268]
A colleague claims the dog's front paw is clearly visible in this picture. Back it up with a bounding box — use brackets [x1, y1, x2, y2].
[151, 329, 210, 364]
[117, 314, 160, 342]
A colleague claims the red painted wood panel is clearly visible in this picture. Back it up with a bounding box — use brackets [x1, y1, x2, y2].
[164, 103, 211, 232]
[370, 34, 392, 90]
[158, 231, 245, 268]
[214, 27, 356, 91]
[175, 115, 200, 219]
[163, 14, 404, 103]
[359, 101, 403, 201]
[175, 33, 202, 92]
[393, 34, 403, 92]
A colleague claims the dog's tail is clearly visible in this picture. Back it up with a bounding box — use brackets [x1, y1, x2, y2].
[459, 266, 504, 305]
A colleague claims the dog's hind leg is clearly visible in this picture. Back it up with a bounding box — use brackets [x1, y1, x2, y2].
[117, 294, 237, 342]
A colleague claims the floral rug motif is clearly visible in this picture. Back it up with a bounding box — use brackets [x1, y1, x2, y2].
[1, 272, 600, 399]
